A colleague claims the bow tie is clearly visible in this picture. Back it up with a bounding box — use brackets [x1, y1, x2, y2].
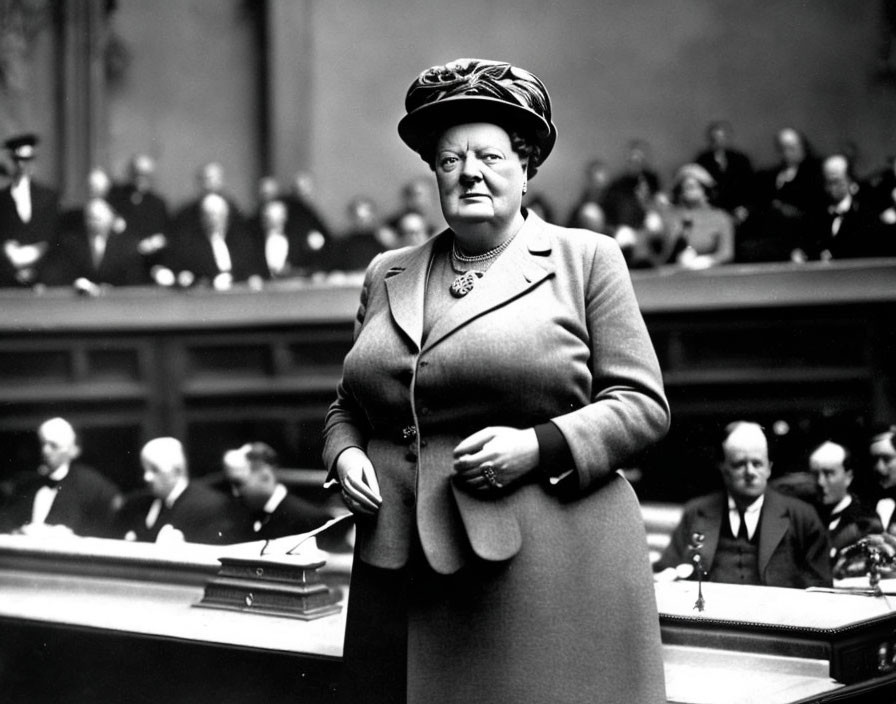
[38, 474, 61, 489]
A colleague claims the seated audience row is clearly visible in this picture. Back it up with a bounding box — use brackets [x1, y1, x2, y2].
[3, 416, 896, 591]
[564, 123, 896, 269]
[3, 123, 896, 291]
[0, 417, 351, 550]
[0, 134, 436, 290]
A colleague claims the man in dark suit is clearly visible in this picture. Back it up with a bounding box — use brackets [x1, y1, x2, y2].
[0, 417, 119, 537]
[0, 133, 60, 286]
[39, 197, 154, 288]
[694, 120, 755, 223]
[107, 154, 170, 254]
[222, 442, 338, 544]
[164, 192, 263, 288]
[808, 440, 881, 561]
[655, 421, 832, 588]
[871, 427, 896, 534]
[740, 127, 824, 262]
[115, 437, 239, 545]
[805, 155, 883, 260]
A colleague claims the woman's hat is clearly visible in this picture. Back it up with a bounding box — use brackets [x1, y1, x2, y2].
[398, 58, 557, 166]
[673, 163, 716, 190]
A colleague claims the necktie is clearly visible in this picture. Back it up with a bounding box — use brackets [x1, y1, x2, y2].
[737, 508, 749, 540]
[37, 472, 61, 489]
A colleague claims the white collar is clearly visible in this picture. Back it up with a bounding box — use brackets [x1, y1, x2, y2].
[164, 476, 189, 508]
[830, 494, 853, 516]
[727, 493, 764, 514]
[262, 483, 288, 514]
[46, 462, 70, 482]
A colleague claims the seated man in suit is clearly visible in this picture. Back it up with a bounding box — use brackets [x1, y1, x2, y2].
[115, 437, 238, 545]
[39, 197, 153, 289]
[808, 440, 881, 562]
[162, 192, 263, 289]
[655, 421, 832, 588]
[0, 417, 119, 537]
[222, 442, 339, 545]
[871, 427, 896, 534]
[804, 154, 883, 260]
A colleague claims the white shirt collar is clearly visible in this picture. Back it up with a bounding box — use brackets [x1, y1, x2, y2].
[46, 462, 70, 482]
[830, 494, 853, 516]
[262, 483, 288, 515]
[727, 493, 764, 540]
[164, 476, 189, 508]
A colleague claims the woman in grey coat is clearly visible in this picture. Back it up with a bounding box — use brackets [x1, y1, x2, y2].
[324, 58, 670, 704]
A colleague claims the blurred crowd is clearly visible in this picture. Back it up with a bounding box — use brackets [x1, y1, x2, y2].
[2, 121, 896, 293]
[555, 122, 896, 270]
[0, 133, 436, 292]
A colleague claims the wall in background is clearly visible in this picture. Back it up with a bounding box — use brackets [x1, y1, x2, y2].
[13, 0, 894, 227]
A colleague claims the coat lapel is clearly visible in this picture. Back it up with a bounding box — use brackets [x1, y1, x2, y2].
[758, 490, 788, 578]
[383, 235, 440, 351]
[422, 214, 555, 353]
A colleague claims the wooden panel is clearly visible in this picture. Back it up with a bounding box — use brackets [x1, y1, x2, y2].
[0, 261, 893, 502]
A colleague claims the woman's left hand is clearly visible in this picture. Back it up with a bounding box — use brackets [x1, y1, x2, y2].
[452, 426, 539, 492]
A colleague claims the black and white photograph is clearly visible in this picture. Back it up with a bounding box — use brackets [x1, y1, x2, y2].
[1, 2, 896, 703]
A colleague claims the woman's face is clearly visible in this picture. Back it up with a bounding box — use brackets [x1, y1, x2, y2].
[434, 122, 527, 230]
[680, 176, 707, 207]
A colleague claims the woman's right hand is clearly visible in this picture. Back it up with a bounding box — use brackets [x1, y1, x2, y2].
[336, 447, 382, 517]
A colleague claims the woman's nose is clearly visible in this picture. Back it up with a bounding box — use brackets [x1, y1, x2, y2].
[460, 155, 483, 181]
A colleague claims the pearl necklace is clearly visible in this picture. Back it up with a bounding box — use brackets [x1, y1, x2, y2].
[448, 233, 516, 298]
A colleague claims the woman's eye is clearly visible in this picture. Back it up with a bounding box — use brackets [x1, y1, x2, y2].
[481, 153, 502, 162]
[439, 156, 458, 168]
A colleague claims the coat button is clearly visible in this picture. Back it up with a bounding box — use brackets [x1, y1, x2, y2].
[401, 425, 417, 442]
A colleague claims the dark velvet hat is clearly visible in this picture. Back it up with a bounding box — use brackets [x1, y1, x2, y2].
[4, 133, 39, 161]
[398, 58, 557, 167]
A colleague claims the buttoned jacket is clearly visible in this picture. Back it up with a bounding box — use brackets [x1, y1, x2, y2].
[656, 488, 832, 588]
[323, 212, 669, 574]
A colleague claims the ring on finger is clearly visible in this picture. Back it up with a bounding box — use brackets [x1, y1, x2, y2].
[481, 463, 503, 489]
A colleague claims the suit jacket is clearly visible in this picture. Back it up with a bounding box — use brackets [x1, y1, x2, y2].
[323, 212, 670, 574]
[655, 489, 832, 588]
[107, 184, 170, 241]
[166, 214, 264, 283]
[810, 196, 887, 260]
[827, 493, 882, 553]
[39, 222, 153, 287]
[244, 492, 333, 542]
[115, 482, 239, 545]
[0, 462, 120, 537]
[0, 179, 60, 245]
[0, 179, 60, 286]
[694, 147, 755, 213]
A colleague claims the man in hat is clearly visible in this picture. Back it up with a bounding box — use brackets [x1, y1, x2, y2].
[0, 133, 61, 286]
[0, 417, 120, 537]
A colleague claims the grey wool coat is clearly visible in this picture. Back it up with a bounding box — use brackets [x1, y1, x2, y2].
[323, 212, 670, 704]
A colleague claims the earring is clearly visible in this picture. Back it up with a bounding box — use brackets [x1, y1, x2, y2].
[522, 182, 528, 195]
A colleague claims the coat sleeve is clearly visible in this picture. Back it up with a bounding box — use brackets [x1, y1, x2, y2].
[320, 254, 384, 479]
[550, 236, 670, 495]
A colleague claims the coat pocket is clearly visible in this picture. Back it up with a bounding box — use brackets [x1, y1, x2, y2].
[449, 482, 522, 562]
